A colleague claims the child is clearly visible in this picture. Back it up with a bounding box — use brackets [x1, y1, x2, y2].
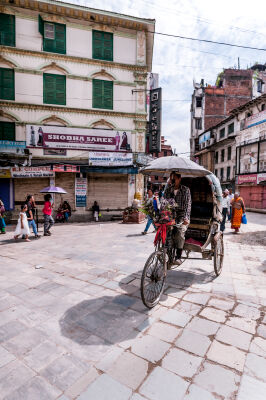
[14, 204, 30, 241]
[43, 194, 54, 236]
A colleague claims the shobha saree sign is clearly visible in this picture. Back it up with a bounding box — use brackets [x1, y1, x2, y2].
[26, 125, 131, 152]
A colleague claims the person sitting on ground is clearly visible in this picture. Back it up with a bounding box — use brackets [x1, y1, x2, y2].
[62, 201, 71, 222]
[0, 199, 6, 234]
[142, 189, 157, 235]
[164, 172, 192, 265]
[14, 204, 31, 242]
[43, 194, 54, 236]
[55, 202, 64, 223]
[25, 195, 40, 238]
[92, 201, 100, 221]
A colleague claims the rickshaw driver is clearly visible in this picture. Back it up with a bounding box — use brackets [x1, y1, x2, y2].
[164, 172, 192, 265]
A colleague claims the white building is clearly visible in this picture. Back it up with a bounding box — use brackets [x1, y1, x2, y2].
[0, 0, 155, 220]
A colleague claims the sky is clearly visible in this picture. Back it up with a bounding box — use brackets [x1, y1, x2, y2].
[58, 0, 266, 156]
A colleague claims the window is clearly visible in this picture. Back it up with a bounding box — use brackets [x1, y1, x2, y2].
[220, 168, 224, 180]
[257, 80, 263, 93]
[228, 146, 231, 161]
[219, 128, 225, 139]
[92, 79, 113, 110]
[43, 73, 66, 105]
[196, 97, 202, 107]
[39, 16, 66, 54]
[93, 30, 113, 61]
[221, 149, 225, 162]
[215, 151, 218, 163]
[215, 169, 218, 177]
[227, 166, 231, 180]
[155, 176, 158, 181]
[228, 122, 234, 135]
[0, 13, 15, 46]
[262, 104, 265, 111]
[164, 150, 167, 157]
[195, 118, 202, 129]
[0, 68, 15, 100]
[0, 121, 15, 141]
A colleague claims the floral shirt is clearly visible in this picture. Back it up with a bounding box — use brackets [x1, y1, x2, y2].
[164, 184, 192, 221]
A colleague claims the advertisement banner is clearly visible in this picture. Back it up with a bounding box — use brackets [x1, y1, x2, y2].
[75, 177, 87, 207]
[199, 131, 211, 144]
[236, 174, 257, 185]
[149, 88, 162, 153]
[11, 167, 54, 178]
[88, 152, 133, 167]
[26, 125, 131, 152]
[52, 165, 80, 173]
[257, 173, 266, 184]
[0, 141, 26, 154]
[245, 110, 266, 129]
[0, 169, 11, 178]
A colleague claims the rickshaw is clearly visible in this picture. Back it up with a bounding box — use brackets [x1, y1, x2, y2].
[140, 156, 224, 309]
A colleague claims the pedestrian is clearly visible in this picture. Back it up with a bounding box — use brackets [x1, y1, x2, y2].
[42, 194, 54, 236]
[92, 201, 100, 221]
[142, 189, 157, 235]
[14, 204, 31, 241]
[220, 189, 230, 232]
[228, 188, 234, 221]
[231, 192, 246, 234]
[0, 199, 6, 234]
[25, 195, 40, 238]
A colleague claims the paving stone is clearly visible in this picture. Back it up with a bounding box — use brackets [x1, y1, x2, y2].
[226, 316, 256, 334]
[193, 361, 240, 398]
[0, 360, 36, 398]
[3, 327, 48, 357]
[0, 345, 15, 368]
[208, 297, 235, 311]
[24, 340, 66, 371]
[175, 329, 211, 357]
[174, 300, 202, 316]
[113, 295, 137, 308]
[165, 287, 187, 299]
[215, 325, 252, 350]
[207, 340, 246, 371]
[106, 351, 148, 389]
[148, 321, 181, 343]
[244, 353, 266, 382]
[200, 307, 227, 323]
[186, 316, 220, 336]
[257, 324, 266, 339]
[249, 337, 266, 357]
[131, 335, 170, 363]
[136, 317, 155, 333]
[183, 292, 211, 305]
[233, 304, 261, 320]
[160, 309, 192, 327]
[0, 320, 27, 343]
[139, 366, 189, 400]
[184, 384, 217, 400]
[65, 367, 100, 399]
[162, 347, 202, 378]
[130, 394, 147, 400]
[4, 375, 62, 400]
[237, 374, 266, 400]
[159, 294, 179, 307]
[77, 373, 132, 400]
[96, 346, 124, 372]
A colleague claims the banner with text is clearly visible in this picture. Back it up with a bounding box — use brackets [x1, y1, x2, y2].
[88, 152, 133, 167]
[26, 125, 131, 152]
[75, 177, 87, 207]
[11, 167, 54, 178]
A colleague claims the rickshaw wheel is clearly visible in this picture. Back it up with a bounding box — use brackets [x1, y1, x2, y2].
[213, 235, 224, 276]
[141, 249, 166, 309]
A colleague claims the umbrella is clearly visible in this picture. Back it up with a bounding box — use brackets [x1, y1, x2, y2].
[40, 186, 67, 194]
[141, 156, 211, 177]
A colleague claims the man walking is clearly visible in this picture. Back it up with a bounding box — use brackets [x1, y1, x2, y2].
[220, 189, 230, 232]
[164, 172, 191, 265]
[142, 189, 158, 235]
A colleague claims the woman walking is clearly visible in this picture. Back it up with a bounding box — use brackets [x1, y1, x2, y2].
[14, 204, 31, 241]
[43, 194, 54, 236]
[231, 192, 246, 234]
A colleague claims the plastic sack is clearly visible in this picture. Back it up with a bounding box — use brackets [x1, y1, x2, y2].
[241, 213, 247, 224]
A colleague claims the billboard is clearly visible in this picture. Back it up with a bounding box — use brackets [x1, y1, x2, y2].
[0, 141, 26, 154]
[26, 125, 131, 152]
[149, 88, 162, 153]
[88, 152, 133, 167]
[11, 167, 54, 178]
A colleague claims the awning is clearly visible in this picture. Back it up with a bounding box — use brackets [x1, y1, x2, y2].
[80, 166, 138, 174]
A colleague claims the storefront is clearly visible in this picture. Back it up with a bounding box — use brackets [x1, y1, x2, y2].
[236, 174, 266, 210]
[0, 169, 13, 211]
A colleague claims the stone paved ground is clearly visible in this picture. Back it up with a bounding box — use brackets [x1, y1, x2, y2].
[0, 212, 265, 400]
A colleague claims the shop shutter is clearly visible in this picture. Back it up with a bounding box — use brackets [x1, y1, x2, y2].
[0, 121, 15, 141]
[93, 79, 113, 110]
[0, 13, 15, 47]
[43, 22, 66, 54]
[43, 73, 66, 105]
[0, 68, 15, 100]
[92, 30, 113, 61]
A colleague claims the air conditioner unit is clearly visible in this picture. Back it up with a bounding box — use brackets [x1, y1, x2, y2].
[210, 138, 215, 145]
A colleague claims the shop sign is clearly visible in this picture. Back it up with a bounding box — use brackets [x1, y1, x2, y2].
[43, 149, 67, 156]
[149, 88, 162, 153]
[75, 177, 87, 207]
[0, 141, 26, 154]
[245, 110, 266, 129]
[11, 167, 55, 178]
[257, 173, 266, 184]
[0, 168, 11, 178]
[88, 152, 133, 167]
[26, 125, 131, 152]
[236, 174, 257, 184]
[52, 165, 80, 173]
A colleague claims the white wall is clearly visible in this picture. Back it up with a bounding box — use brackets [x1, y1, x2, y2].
[16, 17, 42, 52]
[67, 27, 92, 58]
[15, 73, 42, 104]
[114, 35, 136, 65]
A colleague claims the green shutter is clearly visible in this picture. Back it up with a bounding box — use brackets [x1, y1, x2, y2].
[38, 15, 44, 35]
[92, 30, 113, 61]
[0, 13, 15, 47]
[43, 73, 66, 105]
[0, 68, 15, 100]
[43, 22, 66, 54]
[0, 121, 15, 141]
[93, 79, 113, 110]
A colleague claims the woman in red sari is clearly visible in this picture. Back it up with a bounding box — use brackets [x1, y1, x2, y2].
[231, 192, 246, 233]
